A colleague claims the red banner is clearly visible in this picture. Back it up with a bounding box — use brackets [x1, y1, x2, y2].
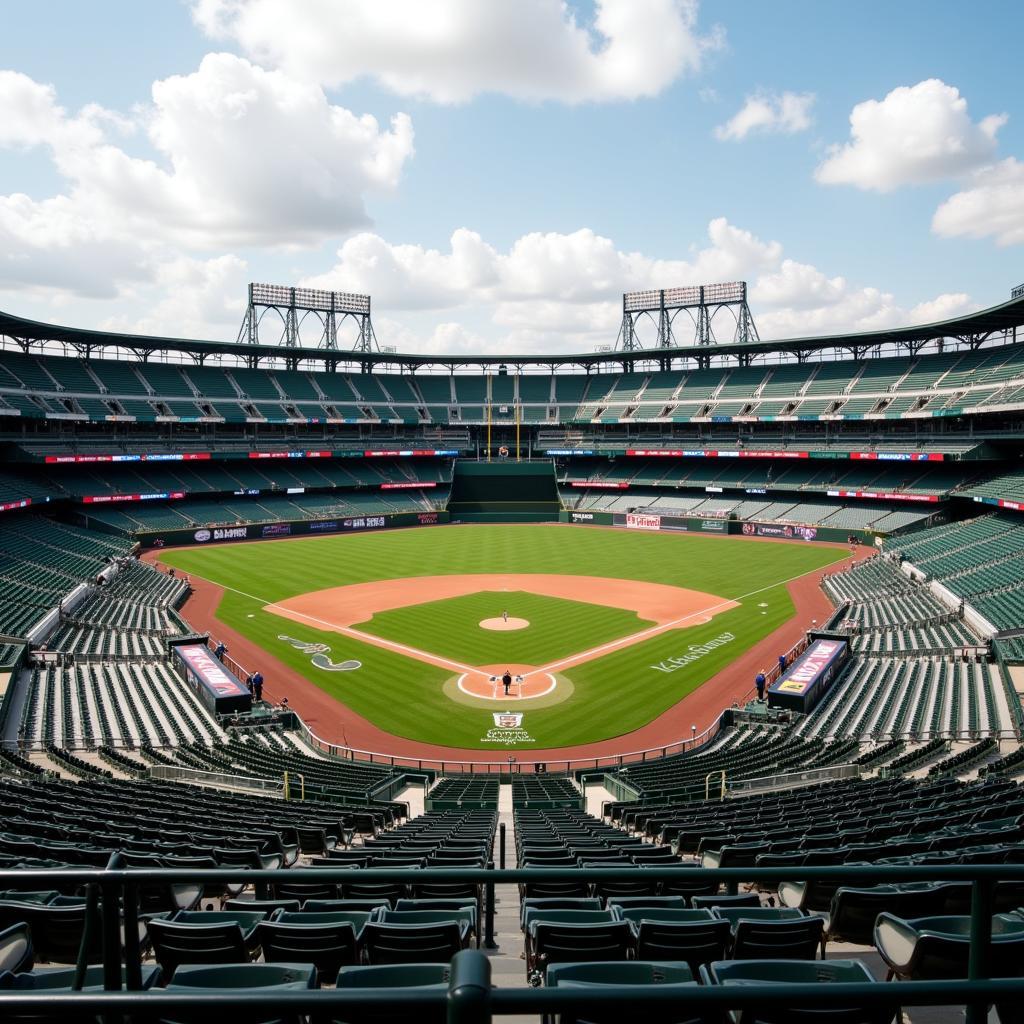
[380, 481, 437, 490]
[827, 489, 939, 503]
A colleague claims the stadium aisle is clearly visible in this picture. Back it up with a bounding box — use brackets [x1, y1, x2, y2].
[490, 781, 530, 1019]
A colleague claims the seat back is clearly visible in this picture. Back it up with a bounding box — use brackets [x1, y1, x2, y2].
[634, 919, 731, 970]
[255, 920, 358, 982]
[147, 919, 249, 976]
[732, 917, 825, 961]
[361, 921, 464, 965]
[533, 921, 633, 971]
[0, 922, 32, 974]
[701, 957, 897, 1024]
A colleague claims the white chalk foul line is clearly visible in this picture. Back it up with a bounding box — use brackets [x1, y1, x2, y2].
[526, 565, 827, 678]
[185, 573, 477, 675]
[186, 561, 827, 682]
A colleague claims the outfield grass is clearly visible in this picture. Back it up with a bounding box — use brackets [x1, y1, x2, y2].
[356, 590, 653, 666]
[163, 525, 844, 749]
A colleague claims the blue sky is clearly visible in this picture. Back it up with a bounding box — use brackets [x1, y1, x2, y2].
[1, 1, 1021, 355]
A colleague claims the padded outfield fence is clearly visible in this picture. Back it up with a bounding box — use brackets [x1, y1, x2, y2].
[2, 861, 1023, 1023]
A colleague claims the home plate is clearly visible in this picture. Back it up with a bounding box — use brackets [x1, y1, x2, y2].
[457, 664, 556, 700]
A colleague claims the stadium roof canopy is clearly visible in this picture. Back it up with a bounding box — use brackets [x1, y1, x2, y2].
[1, 292, 1023, 371]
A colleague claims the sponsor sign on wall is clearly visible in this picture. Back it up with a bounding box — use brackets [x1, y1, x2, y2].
[262, 523, 292, 538]
[742, 522, 818, 541]
[84, 491, 186, 504]
[381, 481, 437, 490]
[700, 518, 727, 531]
[626, 513, 662, 531]
[851, 452, 945, 461]
[193, 526, 248, 542]
[827, 489, 939, 503]
[45, 452, 210, 463]
[571, 512, 595, 522]
[569, 481, 629, 489]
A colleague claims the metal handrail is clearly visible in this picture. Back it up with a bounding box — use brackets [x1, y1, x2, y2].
[0, 864, 1021, 1024]
[290, 707, 724, 773]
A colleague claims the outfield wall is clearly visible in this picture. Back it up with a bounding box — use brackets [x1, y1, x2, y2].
[560, 510, 866, 543]
[133, 510, 449, 548]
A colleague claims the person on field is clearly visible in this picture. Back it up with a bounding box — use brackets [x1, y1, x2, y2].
[503, 609, 509, 623]
[502, 669, 512, 695]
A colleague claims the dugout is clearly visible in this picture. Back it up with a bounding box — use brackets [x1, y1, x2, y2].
[171, 641, 252, 715]
[767, 637, 850, 714]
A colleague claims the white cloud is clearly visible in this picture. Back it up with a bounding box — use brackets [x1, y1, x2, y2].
[98, 255, 250, 338]
[932, 158, 1024, 247]
[816, 79, 1005, 191]
[714, 91, 814, 141]
[191, 0, 724, 104]
[302, 218, 973, 353]
[0, 57, 415, 301]
[302, 218, 781, 315]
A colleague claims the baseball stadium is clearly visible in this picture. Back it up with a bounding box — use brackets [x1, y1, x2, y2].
[0, 276, 1023, 1021]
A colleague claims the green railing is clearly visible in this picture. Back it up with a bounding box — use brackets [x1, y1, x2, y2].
[2, 861, 1024, 1023]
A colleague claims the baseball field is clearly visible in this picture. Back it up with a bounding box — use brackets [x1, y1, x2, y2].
[161, 524, 846, 750]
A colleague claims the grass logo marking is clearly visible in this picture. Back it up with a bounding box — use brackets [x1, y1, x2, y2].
[278, 635, 362, 672]
[481, 710, 535, 744]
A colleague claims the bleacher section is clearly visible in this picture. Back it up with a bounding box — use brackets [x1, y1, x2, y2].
[2, 340, 1024, 427]
[884, 513, 1024, 631]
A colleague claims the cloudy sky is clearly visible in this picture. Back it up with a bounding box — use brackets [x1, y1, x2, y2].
[1, 0, 1022, 355]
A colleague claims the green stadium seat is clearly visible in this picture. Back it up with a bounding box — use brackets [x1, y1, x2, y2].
[699, 958, 897, 1024]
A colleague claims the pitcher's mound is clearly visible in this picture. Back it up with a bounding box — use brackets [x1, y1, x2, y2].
[479, 616, 529, 631]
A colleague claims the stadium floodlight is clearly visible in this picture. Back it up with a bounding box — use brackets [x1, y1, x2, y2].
[617, 281, 759, 351]
[238, 283, 376, 351]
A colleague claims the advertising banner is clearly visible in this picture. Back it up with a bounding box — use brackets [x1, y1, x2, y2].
[742, 522, 819, 541]
[768, 638, 848, 713]
[84, 491, 186, 504]
[626, 513, 662, 530]
[827, 489, 940, 503]
[172, 643, 252, 715]
[569, 481, 629, 489]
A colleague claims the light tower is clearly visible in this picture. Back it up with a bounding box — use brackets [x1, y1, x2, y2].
[237, 283, 377, 352]
[616, 281, 760, 351]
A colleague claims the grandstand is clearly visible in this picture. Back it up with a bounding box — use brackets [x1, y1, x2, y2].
[0, 292, 1023, 1020]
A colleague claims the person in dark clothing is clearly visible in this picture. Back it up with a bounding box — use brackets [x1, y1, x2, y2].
[502, 669, 513, 695]
[252, 671, 264, 702]
[245, 674, 254, 695]
[755, 672, 766, 702]
[214, 641, 226, 661]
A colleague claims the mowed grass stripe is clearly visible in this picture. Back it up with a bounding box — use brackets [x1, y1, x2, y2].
[166, 525, 844, 749]
[162, 523, 842, 603]
[356, 591, 653, 666]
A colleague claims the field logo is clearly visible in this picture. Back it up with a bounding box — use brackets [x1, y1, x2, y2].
[482, 710, 535, 744]
[278, 635, 361, 673]
[651, 632, 736, 674]
[194, 529, 211, 542]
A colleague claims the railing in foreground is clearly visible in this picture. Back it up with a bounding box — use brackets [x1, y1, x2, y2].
[0, 862, 1021, 1024]
[290, 705, 724, 774]
[726, 761, 861, 795]
[148, 764, 285, 796]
